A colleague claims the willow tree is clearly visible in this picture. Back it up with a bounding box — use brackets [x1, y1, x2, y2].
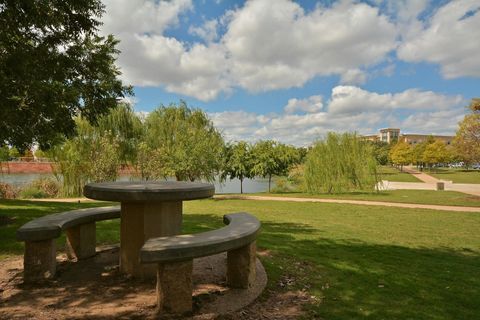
[97, 104, 143, 165]
[46, 104, 141, 196]
[142, 101, 224, 181]
[304, 132, 379, 194]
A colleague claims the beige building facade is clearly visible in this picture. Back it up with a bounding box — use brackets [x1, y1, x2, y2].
[363, 128, 454, 145]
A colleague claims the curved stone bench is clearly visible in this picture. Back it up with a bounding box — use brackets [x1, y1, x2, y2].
[140, 212, 261, 315]
[16, 206, 121, 282]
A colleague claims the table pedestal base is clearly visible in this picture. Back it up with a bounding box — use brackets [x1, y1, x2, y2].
[120, 201, 182, 277]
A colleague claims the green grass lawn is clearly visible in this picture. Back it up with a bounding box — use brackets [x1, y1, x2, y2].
[428, 168, 480, 184]
[378, 166, 422, 182]
[254, 189, 480, 207]
[1, 198, 479, 319]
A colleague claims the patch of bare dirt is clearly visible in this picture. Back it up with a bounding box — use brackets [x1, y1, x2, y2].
[0, 247, 317, 320]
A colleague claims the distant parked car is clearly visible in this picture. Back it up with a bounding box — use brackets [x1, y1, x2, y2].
[472, 163, 480, 170]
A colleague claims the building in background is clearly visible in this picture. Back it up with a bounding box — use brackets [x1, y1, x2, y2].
[363, 128, 454, 145]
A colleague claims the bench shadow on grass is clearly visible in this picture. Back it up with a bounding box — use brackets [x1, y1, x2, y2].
[2, 210, 480, 319]
[254, 219, 480, 320]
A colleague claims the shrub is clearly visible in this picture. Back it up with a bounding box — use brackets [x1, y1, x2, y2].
[19, 177, 61, 199]
[20, 186, 47, 199]
[0, 183, 19, 199]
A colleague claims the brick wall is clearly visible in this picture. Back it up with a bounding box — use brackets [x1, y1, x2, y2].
[0, 162, 55, 174]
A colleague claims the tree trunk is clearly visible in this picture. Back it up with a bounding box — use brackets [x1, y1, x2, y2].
[240, 177, 243, 194]
[268, 174, 272, 193]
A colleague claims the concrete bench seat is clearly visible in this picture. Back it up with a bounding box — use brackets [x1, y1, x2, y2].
[140, 212, 260, 315]
[16, 206, 120, 282]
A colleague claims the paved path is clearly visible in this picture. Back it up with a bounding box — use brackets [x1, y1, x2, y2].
[385, 166, 480, 197]
[214, 195, 480, 213]
[402, 166, 440, 183]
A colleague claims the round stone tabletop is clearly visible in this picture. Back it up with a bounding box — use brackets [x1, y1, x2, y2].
[83, 181, 215, 202]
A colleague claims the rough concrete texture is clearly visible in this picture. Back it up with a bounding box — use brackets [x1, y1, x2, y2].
[141, 213, 260, 263]
[157, 260, 194, 315]
[23, 239, 56, 282]
[16, 206, 120, 242]
[65, 222, 96, 260]
[227, 242, 256, 289]
[84, 181, 215, 202]
[120, 201, 182, 278]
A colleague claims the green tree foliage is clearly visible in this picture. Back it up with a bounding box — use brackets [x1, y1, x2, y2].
[389, 141, 412, 171]
[0, 0, 132, 152]
[48, 118, 121, 196]
[423, 140, 449, 169]
[142, 101, 224, 181]
[97, 104, 143, 165]
[221, 141, 254, 194]
[304, 132, 379, 194]
[369, 141, 391, 165]
[0, 145, 9, 161]
[251, 140, 299, 192]
[8, 147, 20, 159]
[454, 98, 480, 167]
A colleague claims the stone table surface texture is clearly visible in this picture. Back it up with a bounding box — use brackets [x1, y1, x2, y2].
[82, 181, 215, 277]
[83, 181, 215, 202]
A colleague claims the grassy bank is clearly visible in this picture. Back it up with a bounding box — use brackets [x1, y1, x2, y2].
[1, 199, 479, 319]
[378, 166, 421, 182]
[254, 189, 480, 207]
[428, 168, 480, 184]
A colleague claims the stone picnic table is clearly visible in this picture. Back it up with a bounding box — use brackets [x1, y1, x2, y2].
[83, 181, 214, 277]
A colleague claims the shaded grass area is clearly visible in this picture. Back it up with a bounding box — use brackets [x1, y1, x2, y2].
[254, 189, 480, 207]
[428, 168, 480, 184]
[1, 199, 480, 319]
[378, 166, 422, 182]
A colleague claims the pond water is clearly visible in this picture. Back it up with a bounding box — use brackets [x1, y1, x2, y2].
[0, 173, 273, 194]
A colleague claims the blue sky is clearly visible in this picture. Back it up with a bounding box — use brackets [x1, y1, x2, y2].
[101, 0, 480, 145]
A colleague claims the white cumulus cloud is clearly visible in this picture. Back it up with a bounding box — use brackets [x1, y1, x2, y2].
[284, 95, 323, 114]
[210, 87, 465, 145]
[397, 0, 480, 78]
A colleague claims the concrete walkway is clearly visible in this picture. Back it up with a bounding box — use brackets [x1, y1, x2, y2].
[402, 166, 440, 183]
[214, 195, 480, 213]
[30, 195, 480, 212]
[385, 166, 480, 197]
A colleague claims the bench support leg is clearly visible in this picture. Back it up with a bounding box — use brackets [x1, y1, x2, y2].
[156, 260, 193, 315]
[227, 241, 256, 289]
[121, 201, 182, 278]
[24, 239, 56, 282]
[65, 222, 96, 260]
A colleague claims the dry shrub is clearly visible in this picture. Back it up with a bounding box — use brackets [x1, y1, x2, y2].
[0, 183, 19, 199]
[29, 177, 60, 198]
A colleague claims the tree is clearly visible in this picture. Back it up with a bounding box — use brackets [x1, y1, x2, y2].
[97, 104, 143, 165]
[423, 140, 449, 169]
[143, 101, 224, 181]
[368, 141, 391, 165]
[0, 0, 132, 152]
[48, 117, 121, 196]
[250, 140, 299, 192]
[389, 141, 412, 171]
[0, 145, 9, 161]
[454, 98, 480, 168]
[304, 132, 379, 194]
[251, 140, 278, 192]
[221, 141, 254, 194]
